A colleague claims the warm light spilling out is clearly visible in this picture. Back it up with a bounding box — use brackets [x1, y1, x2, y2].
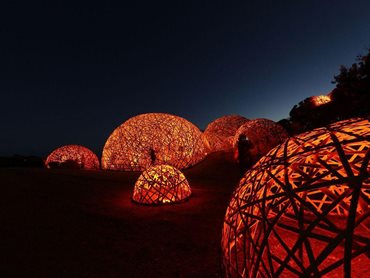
[102, 113, 208, 171]
[222, 117, 370, 277]
[232, 118, 289, 161]
[312, 94, 331, 106]
[204, 115, 249, 152]
[45, 145, 100, 170]
[132, 164, 191, 205]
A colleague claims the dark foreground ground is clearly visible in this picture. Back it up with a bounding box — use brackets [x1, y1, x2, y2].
[0, 152, 240, 278]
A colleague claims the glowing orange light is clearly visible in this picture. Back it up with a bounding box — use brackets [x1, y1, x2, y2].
[204, 115, 249, 152]
[222, 117, 370, 277]
[232, 118, 289, 160]
[102, 113, 208, 171]
[45, 145, 100, 170]
[312, 95, 331, 106]
[132, 164, 191, 205]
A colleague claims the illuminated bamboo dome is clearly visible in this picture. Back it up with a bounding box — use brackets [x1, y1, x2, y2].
[102, 113, 208, 171]
[132, 164, 191, 205]
[222, 117, 370, 277]
[45, 145, 100, 169]
[204, 115, 249, 152]
[233, 118, 289, 162]
[312, 94, 331, 106]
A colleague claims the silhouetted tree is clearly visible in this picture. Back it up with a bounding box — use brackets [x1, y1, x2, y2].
[288, 95, 333, 134]
[330, 49, 370, 120]
[281, 48, 370, 134]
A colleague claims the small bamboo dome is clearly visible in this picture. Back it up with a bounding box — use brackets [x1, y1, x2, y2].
[45, 145, 99, 170]
[204, 115, 249, 152]
[102, 113, 208, 171]
[132, 164, 191, 205]
[222, 117, 370, 277]
[312, 94, 331, 106]
[233, 118, 288, 162]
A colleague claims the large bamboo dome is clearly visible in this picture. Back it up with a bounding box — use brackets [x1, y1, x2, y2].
[102, 113, 208, 171]
[204, 115, 249, 152]
[45, 145, 100, 170]
[222, 117, 370, 277]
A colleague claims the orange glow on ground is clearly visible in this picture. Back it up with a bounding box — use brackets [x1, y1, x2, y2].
[132, 164, 191, 205]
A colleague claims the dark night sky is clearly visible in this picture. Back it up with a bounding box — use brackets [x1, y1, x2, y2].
[1, 1, 370, 156]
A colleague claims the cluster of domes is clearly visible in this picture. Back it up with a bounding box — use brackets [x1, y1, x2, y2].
[44, 112, 370, 275]
[204, 116, 289, 169]
[45, 113, 209, 205]
[46, 113, 288, 173]
[45, 113, 291, 206]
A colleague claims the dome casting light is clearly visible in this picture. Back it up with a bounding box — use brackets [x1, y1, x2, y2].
[132, 164, 191, 205]
[312, 95, 331, 106]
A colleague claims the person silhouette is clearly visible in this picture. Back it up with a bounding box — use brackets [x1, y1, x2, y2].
[236, 134, 254, 175]
[149, 148, 156, 165]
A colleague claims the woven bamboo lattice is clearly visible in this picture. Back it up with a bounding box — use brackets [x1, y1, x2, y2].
[45, 145, 100, 169]
[312, 95, 331, 106]
[222, 117, 370, 277]
[204, 115, 249, 152]
[102, 113, 208, 171]
[132, 164, 191, 205]
[233, 118, 289, 162]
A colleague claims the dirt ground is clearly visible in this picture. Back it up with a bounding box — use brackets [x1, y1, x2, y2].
[0, 152, 240, 278]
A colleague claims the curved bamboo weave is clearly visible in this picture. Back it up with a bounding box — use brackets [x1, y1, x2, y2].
[233, 118, 289, 162]
[312, 95, 331, 106]
[222, 117, 370, 277]
[204, 115, 249, 152]
[102, 113, 208, 171]
[132, 164, 191, 205]
[45, 145, 99, 169]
